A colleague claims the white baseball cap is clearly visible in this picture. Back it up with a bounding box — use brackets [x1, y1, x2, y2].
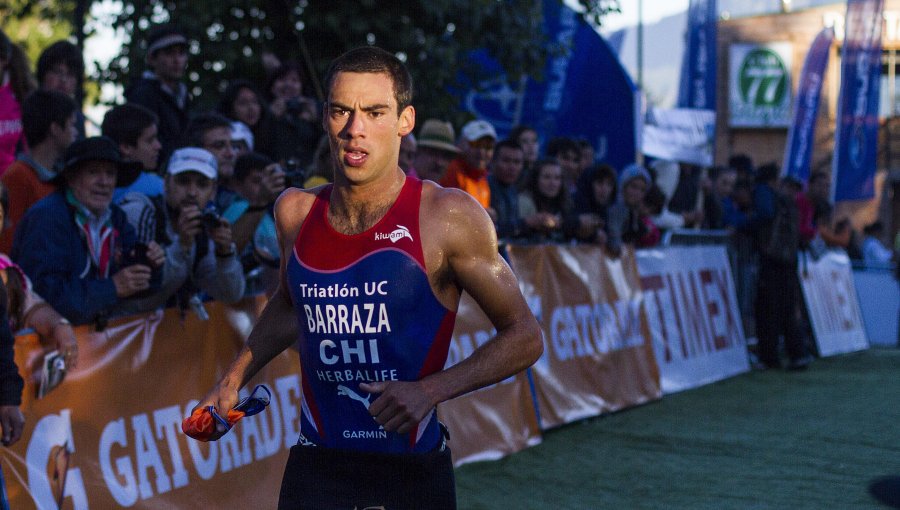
[460, 119, 497, 142]
[231, 121, 254, 151]
[167, 147, 218, 180]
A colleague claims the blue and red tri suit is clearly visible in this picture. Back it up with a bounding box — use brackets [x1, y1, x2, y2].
[286, 176, 456, 453]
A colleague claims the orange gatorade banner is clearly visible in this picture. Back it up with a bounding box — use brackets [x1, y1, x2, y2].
[437, 291, 542, 467]
[2, 298, 300, 509]
[506, 244, 661, 429]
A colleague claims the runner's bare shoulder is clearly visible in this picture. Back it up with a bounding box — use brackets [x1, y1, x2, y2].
[274, 185, 326, 241]
[420, 180, 498, 256]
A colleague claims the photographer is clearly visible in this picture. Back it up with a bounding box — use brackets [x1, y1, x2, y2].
[257, 62, 321, 171]
[117, 148, 244, 316]
[221, 152, 283, 295]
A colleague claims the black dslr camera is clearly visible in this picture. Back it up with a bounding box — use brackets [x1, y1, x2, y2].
[201, 203, 222, 231]
[283, 158, 308, 188]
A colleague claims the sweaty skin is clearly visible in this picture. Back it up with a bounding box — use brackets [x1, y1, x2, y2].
[194, 70, 542, 436]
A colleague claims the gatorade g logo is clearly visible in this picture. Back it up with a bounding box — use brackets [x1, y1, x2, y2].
[738, 48, 788, 107]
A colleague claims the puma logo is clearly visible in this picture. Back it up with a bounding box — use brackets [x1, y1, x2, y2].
[337, 384, 372, 409]
[337, 385, 383, 430]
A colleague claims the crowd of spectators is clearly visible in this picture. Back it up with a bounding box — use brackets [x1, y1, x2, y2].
[0, 24, 897, 360]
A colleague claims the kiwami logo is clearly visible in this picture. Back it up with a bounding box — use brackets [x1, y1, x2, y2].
[374, 225, 412, 243]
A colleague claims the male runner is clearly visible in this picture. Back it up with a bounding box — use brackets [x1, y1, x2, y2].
[194, 46, 543, 509]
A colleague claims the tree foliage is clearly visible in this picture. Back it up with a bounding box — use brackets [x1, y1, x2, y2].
[95, 0, 619, 123]
[1, 0, 76, 66]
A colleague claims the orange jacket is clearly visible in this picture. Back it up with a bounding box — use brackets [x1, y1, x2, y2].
[439, 158, 491, 209]
[0, 160, 57, 253]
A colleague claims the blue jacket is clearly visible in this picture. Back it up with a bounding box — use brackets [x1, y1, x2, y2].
[11, 191, 138, 326]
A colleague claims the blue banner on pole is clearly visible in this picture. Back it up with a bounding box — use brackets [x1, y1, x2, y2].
[782, 27, 835, 183]
[461, 3, 639, 171]
[677, 0, 718, 111]
[832, 0, 884, 202]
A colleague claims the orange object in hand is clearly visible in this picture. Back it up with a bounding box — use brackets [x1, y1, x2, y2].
[181, 385, 270, 442]
[181, 407, 246, 442]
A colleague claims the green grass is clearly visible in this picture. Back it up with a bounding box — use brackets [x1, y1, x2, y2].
[455, 349, 900, 509]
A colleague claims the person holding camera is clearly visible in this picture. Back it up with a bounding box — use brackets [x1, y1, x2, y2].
[258, 62, 322, 171]
[117, 147, 244, 316]
[11, 137, 165, 328]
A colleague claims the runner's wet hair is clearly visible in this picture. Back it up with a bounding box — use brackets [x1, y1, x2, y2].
[324, 46, 413, 114]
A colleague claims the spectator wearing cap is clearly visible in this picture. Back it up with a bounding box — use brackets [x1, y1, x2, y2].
[440, 119, 497, 217]
[117, 147, 243, 315]
[412, 119, 460, 183]
[124, 24, 192, 162]
[606, 163, 652, 255]
[103, 103, 165, 203]
[230, 121, 254, 158]
[0, 90, 78, 253]
[11, 137, 165, 327]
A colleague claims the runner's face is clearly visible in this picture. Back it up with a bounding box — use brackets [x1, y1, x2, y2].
[324, 71, 414, 185]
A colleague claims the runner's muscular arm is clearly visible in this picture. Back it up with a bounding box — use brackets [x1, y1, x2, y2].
[361, 189, 543, 433]
[193, 188, 313, 414]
